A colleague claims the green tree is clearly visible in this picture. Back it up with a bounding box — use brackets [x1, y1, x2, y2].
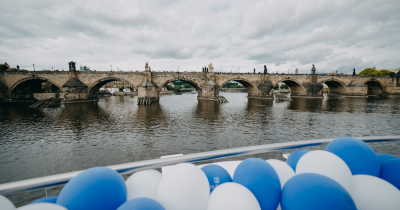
[42, 82, 52, 90]
[223, 82, 241, 88]
[166, 85, 173, 90]
[127, 87, 133, 90]
[273, 84, 279, 90]
[119, 87, 124, 92]
[55, 89, 60, 98]
[0, 64, 8, 72]
[376, 69, 391, 76]
[359, 68, 392, 76]
[173, 86, 181, 92]
[280, 84, 289, 89]
[184, 84, 193, 88]
[359, 68, 379, 76]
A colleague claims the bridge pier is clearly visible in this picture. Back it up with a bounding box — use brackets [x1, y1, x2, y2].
[62, 78, 90, 101]
[249, 81, 274, 100]
[301, 75, 324, 98]
[137, 80, 160, 102]
[197, 79, 220, 101]
[0, 81, 9, 99]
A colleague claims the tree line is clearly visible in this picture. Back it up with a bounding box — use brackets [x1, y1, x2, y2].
[166, 81, 194, 92]
[358, 68, 397, 76]
[273, 84, 289, 90]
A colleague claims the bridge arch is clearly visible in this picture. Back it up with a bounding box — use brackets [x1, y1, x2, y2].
[218, 78, 258, 95]
[87, 77, 135, 98]
[319, 79, 348, 95]
[274, 79, 306, 96]
[365, 79, 385, 95]
[9, 77, 62, 99]
[157, 78, 202, 93]
[9, 76, 62, 94]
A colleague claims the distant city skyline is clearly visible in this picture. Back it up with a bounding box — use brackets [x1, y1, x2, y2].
[1, 0, 399, 74]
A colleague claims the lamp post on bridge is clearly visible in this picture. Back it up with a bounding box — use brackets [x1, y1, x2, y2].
[33, 64, 35, 72]
[110, 65, 112, 72]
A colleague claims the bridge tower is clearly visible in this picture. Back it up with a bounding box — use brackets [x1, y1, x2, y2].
[137, 63, 159, 102]
[302, 64, 323, 97]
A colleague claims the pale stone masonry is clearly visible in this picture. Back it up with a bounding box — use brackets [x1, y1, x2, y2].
[1, 64, 400, 101]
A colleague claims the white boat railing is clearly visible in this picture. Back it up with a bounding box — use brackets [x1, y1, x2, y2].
[0, 136, 399, 196]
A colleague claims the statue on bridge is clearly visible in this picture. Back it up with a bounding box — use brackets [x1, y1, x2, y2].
[145, 62, 149, 72]
[69, 61, 76, 72]
[254, 68, 255, 73]
[208, 63, 214, 73]
[311, 64, 316, 74]
[353, 68, 356, 76]
[264, 65, 268, 74]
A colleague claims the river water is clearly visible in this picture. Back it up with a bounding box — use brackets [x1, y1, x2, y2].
[1, 92, 400, 206]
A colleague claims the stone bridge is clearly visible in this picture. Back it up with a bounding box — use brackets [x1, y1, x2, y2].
[1, 64, 400, 101]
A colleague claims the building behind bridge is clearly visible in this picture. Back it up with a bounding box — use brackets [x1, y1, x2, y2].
[103, 81, 133, 89]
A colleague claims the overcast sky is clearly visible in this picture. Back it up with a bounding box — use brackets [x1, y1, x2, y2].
[1, 0, 399, 73]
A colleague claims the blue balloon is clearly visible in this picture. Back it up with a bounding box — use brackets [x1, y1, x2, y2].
[377, 153, 399, 164]
[57, 167, 127, 210]
[281, 173, 356, 210]
[29, 196, 58, 204]
[286, 149, 310, 171]
[233, 158, 281, 210]
[201, 164, 232, 193]
[379, 159, 400, 190]
[326, 137, 380, 176]
[117, 198, 165, 210]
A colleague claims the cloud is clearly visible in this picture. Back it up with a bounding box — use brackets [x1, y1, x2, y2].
[0, 0, 399, 72]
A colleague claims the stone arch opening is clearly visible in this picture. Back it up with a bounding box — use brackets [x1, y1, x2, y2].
[88, 77, 135, 99]
[219, 79, 257, 96]
[158, 79, 201, 94]
[274, 80, 305, 96]
[321, 80, 347, 95]
[365, 80, 384, 95]
[10, 78, 61, 100]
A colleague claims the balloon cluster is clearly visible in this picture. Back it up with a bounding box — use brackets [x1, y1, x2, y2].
[2, 137, 400, 210]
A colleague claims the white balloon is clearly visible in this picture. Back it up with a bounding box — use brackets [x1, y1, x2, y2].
[266, 159, 295, 189]
[0, 195, 15, 210]
[350, 175, 400, 210]
[126, 169, 162, 201]
[296, 150, 353, 193]
[207, 182, 261, 210]
[156, 163, 209, 210]
[17, 203, 67, 210]
[266, 159, 294, 210]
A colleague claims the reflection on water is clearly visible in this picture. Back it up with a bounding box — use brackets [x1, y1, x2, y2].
[1, 93, 400, 206]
